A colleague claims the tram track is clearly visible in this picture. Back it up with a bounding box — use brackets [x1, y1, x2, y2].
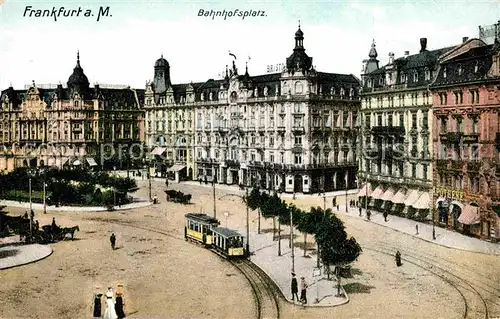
[364, 246, 489, 319]
[89, 217, 282, 319]
[231, 259, 281, 319]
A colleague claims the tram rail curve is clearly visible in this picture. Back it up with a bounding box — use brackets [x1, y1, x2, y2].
[89, 217, 282, 319]
[364, 246, 489, 319]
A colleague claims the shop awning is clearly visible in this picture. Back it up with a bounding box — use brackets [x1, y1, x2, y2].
[412, 192, 431, 210]
[357, 183, 372, 197]
[404, 190, 420, 207]
[370, 186, 384, 199]
[86, 157, 98, 166]
[167, 164, 186, 172]
[151, 147, 167, 156]
[380, 188, 395, 201]
[392, 189, 407, 204]
[458, 205, 480, 225]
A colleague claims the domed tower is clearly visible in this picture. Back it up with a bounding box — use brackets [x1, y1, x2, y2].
[67, 51, 90, 96]
[153, 54, 171, 94]
[363, 40, 380, 75]
[286, 23, 313, 73]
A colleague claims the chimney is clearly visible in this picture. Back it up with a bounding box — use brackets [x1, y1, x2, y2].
[462, 37, 469, 43]
[404, 51, 410, 59]
[420, 38, 427, 52]
[388, 52, 395, 64]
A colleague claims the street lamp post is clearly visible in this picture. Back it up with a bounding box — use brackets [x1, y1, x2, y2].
[345, 173, 348, 213]
[29, 174, 33, 242]
[290, 203, 295, 273]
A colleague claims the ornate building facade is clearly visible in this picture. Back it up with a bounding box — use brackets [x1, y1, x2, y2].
[0, 52, 145, 171]
[431, 36, 500, 241]
[358, 38, 455, 220]
[145, 26, 361, 192]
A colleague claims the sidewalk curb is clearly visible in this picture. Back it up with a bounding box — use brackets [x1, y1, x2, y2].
[249, 257, 350, 308]
[0, 199, 152, 212]
[0, 244, 53, 270]
[336, 208, 500, 256]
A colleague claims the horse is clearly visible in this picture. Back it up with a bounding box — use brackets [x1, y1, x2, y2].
[61, 226, 79, 240]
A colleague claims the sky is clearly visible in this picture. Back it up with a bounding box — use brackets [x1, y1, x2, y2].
[0, 0, 499, 90]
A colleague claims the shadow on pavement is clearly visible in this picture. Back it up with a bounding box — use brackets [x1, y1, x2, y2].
[0, 249, 20, 259]
[343, 282, 376, 294]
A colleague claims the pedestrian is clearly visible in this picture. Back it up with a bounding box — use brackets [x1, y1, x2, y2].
[93, 293, 103, 318]
[293, 193, 296, 200]
[300, 277, 308, 304]
[165, 179, 169, 188]
[115, 291, 126, 318]
[383, 211, 388, 222]
[110, 233, 116, 250]
[103, 287, 118, 319]
[336, 204, 339, 211]
[153, 194, 158, 204]
[367, 210, 371, 220]
[416, 224, 419, 235]
[395, 250, 402, 267]
[359, 206, 362, 217]
[291, 273, 299, 302]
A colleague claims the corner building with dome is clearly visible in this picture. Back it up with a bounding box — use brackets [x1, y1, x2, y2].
[145, 27, 361, 193]
[0, 52, 145, 171]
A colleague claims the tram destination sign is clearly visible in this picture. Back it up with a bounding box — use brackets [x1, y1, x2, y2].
[267, 63, 286, 73]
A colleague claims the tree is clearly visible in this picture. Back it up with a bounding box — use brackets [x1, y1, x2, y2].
[315, 211, 362, 296]
[246, 187, 262, 234]
[296, 207, 317, 257]
[261, 193, 286, 255]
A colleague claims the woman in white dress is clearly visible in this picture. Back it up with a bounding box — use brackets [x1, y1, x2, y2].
[103, 287, 118, 319]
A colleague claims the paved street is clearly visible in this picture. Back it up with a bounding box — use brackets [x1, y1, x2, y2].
[0, 179, 499, 318]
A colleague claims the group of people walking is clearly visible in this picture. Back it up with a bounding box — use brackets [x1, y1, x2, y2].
[93, 287, 125, 319]
[291, 273, 308, 304]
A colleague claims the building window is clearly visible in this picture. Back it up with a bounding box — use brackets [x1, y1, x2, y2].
[400, 73, 406, 83]
[472, 118, 478, 133]
[458, 65, 463, 76]
[270, 153, 274, 163]
[365, 114, 371, 128]
[441, 145, 447, 159]
[294, 136, 302, 145]
[455, 117, 462, 133]
[470, 90, 479, 104]
[413, 71, 418, 82]
[472, 144, 478, 161]
[294, 154, 302, 164]
[423, 164, 427, 180]
[388, 114, 393, 127]
[399, 114, 404, 127]
[377, 114, 382, 126]
[441, 118, 447, 133]
[443, 67, 447, 78]
[412, 164, 417, 178]
[424, 68, 431, 81]
[412, 113, 417, 129]
[474, 61, 479, 73]
[440, 92, 448, 105]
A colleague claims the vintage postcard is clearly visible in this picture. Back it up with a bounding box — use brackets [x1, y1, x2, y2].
[0, 0, 499, 318]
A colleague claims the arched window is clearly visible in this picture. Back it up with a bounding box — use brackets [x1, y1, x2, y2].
[295, 82, 303, 94]
[230, 91, 238, 103]
[413, 71, 418, 82]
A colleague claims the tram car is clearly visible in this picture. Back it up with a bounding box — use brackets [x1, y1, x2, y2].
[184, 213, 247, 258]
[211, 226, 246, 258]
[184, 213, 220, 246]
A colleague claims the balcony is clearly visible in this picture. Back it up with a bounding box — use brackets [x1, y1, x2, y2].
[292, 126, 305, 133]
[462, 133, 479, 144]
[370, 126, 405, 136]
